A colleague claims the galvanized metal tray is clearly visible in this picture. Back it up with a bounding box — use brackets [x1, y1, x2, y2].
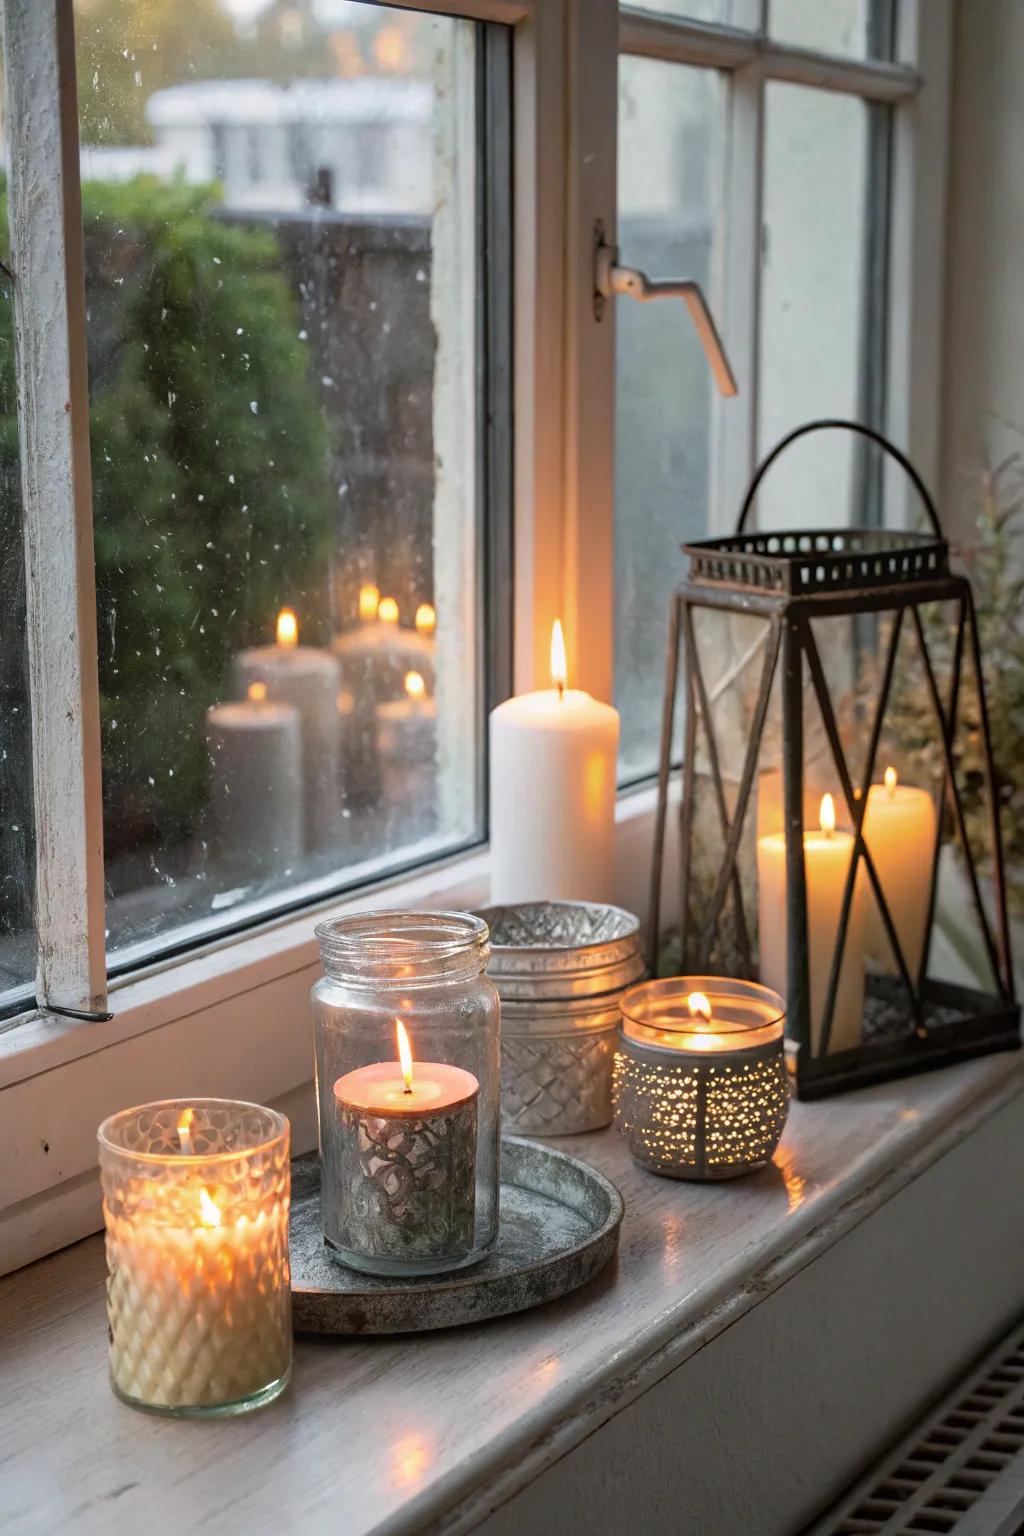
[289, 1136, 623, 1335]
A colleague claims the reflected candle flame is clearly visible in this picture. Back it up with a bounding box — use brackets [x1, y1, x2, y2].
[276, 608, 298, 649]
[358, 582, 380, 623]
[884, 765, 897, 793]
[391, 1432, 432, 1488]
[198, 1186, 222, 1228]
[247, 681, 267, 704]
[378, 596, 399, 625]
[772, 1145, 806, 1213]
[820, 793, 836, 836]
[415, 602, 436, 636]
[404, 670, 425, 701]
[550, 619, 567, 702]
[177, 1107, 194, 1156]
[396, 1019, 414, 1094]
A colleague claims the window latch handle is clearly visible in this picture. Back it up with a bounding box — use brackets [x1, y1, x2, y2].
[594, 240, 738, 398]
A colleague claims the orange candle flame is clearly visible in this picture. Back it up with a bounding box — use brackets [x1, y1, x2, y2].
[550, 619, 567, 702]
[687, 991, 712, 1022]
[198, 1187, 222, 1228]
[396, 1019, 414, 1094]
[415, 602, 436, 636]
[404, 670, 425, 701]
[820, 793, 836, 836]
[276, 607, 298, 649]
[177, 1107, 194, 1156]
[247, 680, 267, 703]
[378, 596, 399, 625]
[884, 765, 897, 793]
[359, 583, 380, 623]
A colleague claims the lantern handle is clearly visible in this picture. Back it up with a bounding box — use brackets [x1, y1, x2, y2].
[735, 418, 944, 541]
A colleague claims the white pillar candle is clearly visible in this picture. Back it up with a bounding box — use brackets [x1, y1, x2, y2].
[233, 608, 341, 853]
[489, 621, 620, 904]
[376, 669, 438, 840]
[206, 684, 303, 875]
[757, 793, 865, 1054]
[862, 766, 937, 978]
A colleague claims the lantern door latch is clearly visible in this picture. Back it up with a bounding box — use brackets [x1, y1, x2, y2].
[594, 235, 738, 397]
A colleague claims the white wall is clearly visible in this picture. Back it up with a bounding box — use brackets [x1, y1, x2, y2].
[941, 0, 1024, 541]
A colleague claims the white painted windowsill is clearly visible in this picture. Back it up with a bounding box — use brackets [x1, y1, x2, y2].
[2, 1050, 1023, 1536]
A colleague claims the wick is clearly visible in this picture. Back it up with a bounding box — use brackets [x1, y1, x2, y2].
[404, 1084, 413, 1096]
[557, 679, 565, 703]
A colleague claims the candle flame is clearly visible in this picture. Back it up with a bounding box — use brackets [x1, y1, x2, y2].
[177, 1107, 194, 1156]
[198, 1186, 222, 1228]
[884, 765, 897, 793]
[415, 602, 436, 636]
[358, 582, 380, 622]
[550, 619, 567, 701]
[247, 680, 267, 703]
[820, 793, 836, 836]
[396, 1019, 414, 1093]
[404, 670, 425, 701]
[276, 607, 298, 648]
[378, 596, 399, 625]
[687, 991, 712, 1022]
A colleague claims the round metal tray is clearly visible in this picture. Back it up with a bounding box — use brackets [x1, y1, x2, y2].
[289, 1137, 623, 1335]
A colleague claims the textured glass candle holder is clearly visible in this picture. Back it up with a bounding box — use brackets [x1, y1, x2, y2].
[613, 977, 788, 1180]
[313, 910, 501, 1278]
[98, 1099, 291, 1417]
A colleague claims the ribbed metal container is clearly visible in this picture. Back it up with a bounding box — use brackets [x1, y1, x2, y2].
[474, 902, 644, 1136]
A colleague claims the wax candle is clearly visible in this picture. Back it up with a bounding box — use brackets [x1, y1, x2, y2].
[98, 1099, 291, 1416]
[233, 608, 341, 852]
[376, 669, 438, 840]
[614, 977, 789, 1179]
[489, 620, 620, 904]
[205, 682, 303, 875]
[861, 766, 937, 978]
[328, 1021, 479, 1274]
[757, 793, 865, 1054]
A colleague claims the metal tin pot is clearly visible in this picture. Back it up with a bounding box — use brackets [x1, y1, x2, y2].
[474, 902, 644, 1136]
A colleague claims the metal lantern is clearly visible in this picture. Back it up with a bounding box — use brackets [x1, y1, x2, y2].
[649, 420, 1020, 1099]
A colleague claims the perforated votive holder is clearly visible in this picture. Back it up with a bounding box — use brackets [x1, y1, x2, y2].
[98, 1098, 292, 1416]
[613, 977, 788, 1180]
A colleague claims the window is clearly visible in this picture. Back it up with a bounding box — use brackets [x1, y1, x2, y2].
[613, 0, 917, 782]
[1, 0, 510, 1011]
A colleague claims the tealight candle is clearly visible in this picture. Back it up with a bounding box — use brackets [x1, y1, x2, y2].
[757, 792, 866, 1054]
[614, 978, 789, 1179]
[861, 766, 937, 978]
[97, 1098, 291, 1417]
[328, 1020, 479, 1274]
[489, 620, 620, 903]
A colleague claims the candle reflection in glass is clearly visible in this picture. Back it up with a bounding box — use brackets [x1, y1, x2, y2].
[614, 977, 789, 1180]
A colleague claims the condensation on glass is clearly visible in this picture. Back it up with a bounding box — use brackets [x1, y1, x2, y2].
[614, 57, 723, 783]
[72, 1, 484, 963]
[0, 178, 35, 1006]
[758, 83, 874, 530]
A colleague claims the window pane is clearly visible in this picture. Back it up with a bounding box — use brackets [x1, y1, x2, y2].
[757, 83, 872, 530]
[74, 1, 490, 964]
[615, 57, 722, 783]
[0, 259, 35, 1004]
[768, 0, 893, 60]
[624, 1, 753, 22]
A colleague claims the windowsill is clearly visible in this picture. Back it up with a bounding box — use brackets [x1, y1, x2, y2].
[0, 783, 669, 1274]
[2, 1051, 1023, 1534]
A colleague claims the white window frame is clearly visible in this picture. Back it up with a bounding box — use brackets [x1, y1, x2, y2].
[0, 0, 952, 1273]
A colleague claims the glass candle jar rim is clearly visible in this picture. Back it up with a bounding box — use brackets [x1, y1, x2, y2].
[620, 975, 786, 1038]
[315, 908, 490, 984]
[97, 1097, 288, 1166]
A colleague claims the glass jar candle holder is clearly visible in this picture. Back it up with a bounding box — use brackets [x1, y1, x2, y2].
[98, 1098, 292, 1417]
[613, 977, 788, 1180]
[313, 910, 501, 1278]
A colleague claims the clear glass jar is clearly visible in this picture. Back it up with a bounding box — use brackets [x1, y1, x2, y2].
[312, 910, 501, 1277]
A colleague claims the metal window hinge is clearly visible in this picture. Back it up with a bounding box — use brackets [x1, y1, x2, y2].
[594, 232, 738, 398]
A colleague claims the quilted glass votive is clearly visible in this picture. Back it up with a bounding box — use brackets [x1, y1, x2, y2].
[614, 977, 788, 1180]
[98, 1098, 292, 1416]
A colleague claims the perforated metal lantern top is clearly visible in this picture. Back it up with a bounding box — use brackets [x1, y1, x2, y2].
[648, 419, 1020, 1100]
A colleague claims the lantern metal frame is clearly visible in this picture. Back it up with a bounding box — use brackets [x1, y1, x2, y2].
[648, 419, 1021, 1100]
